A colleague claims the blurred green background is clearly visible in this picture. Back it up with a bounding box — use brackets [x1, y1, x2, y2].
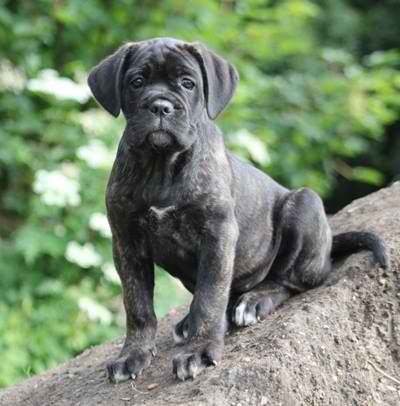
[0, 0, 399, 388]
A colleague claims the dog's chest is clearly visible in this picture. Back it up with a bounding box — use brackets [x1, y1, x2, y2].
[149, 205, 176, 222]
[142, 204, 203, 268]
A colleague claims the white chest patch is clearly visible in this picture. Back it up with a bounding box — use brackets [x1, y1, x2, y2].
[149, 205, 175, 220]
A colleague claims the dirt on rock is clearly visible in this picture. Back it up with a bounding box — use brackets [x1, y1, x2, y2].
[1, 183, 400, 406]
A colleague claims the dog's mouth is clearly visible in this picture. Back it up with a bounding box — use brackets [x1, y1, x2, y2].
[148, 130, 174, 151]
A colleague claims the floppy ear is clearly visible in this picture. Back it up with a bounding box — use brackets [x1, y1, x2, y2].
[186, 43, 239, 120]
[87, 43, 135, 117]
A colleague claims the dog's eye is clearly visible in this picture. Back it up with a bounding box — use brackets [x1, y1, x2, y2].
[130, 77, 145, 88]
[181, 78, 195, 90]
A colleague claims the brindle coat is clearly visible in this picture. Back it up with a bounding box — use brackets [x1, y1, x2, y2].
[87, 38, 388, 382]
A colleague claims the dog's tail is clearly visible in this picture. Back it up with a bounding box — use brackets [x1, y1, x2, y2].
[331, 231, 389, 269]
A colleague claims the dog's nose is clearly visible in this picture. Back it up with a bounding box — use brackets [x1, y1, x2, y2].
[148, 99, 174, 117]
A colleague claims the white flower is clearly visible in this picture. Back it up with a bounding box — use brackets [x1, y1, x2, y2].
[0, 59, 25, 92]
[102, 262, 121, 285]
[230, 129, 270, 165]
[60, 162, 80, 178]
[77, 139, 114, 169]
[78, 297, 112, 325]
[77, 108, 125, 138]
[33, 165, 81, 207]
[27, 69, 91, 103]
[89, 212, 112, 238]
[65, 241, 102, 268]
[78, 109, 113, 136]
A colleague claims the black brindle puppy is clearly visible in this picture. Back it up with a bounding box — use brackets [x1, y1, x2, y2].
[88, 38, 388, 382]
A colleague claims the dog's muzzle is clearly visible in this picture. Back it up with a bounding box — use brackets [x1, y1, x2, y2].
[148, 130, 173, 149]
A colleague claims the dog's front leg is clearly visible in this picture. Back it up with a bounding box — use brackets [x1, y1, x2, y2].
[173, 207, 239, 380]
[106, 220, 157, 383]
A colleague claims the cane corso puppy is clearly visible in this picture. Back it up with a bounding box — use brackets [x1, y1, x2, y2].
[87, 37, 388, 382]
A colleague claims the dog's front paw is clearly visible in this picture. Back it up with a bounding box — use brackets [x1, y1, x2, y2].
[107, 345, 156, 383]
[172, 339, 223, 381]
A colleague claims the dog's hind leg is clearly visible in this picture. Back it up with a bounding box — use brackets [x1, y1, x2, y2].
[231, 187, 333, 328]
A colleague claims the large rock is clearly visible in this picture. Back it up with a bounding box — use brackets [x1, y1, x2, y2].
[1, 183, 399, 406]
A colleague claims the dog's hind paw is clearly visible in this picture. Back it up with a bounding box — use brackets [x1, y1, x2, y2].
[173, 314, 190, 344]
[232, 286, 291, 327]
[233, 299, 260, 327]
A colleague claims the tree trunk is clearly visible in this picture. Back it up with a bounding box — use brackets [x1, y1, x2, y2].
[1, 183, 400, 406]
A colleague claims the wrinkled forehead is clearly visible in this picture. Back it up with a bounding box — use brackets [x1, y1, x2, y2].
[128, 38, 201, 76]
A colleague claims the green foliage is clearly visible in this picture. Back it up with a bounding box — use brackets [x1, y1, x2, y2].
[0, 0, 399, 388]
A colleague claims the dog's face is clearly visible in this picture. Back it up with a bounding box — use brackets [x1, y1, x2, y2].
[88, 38, 239, 153]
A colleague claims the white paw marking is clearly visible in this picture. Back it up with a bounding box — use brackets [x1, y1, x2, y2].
[112, 370, 130, 383]
[173, 327, 185, 344]
[243, 310, 257, 326]
[234, 301, 258, 326]
[188, 362, 199, 378]
[176, 366, 186, 381]
[234, 302, 247, 326]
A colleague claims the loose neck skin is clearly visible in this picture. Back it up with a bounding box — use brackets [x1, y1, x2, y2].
[111, 113, 221, 208]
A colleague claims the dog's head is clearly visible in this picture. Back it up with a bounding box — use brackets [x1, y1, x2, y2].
[88, 37, 238, 153]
